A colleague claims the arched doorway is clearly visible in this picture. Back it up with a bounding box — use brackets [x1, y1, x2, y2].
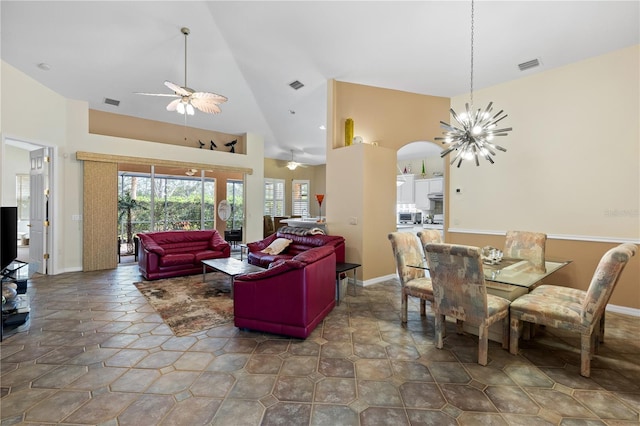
[396, 141, 445, 239]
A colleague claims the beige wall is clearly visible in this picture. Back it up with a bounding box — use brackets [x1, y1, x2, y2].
[447, 45, 639, 311]
[448, 45, 639, 238]
[327, 80, 450, 280]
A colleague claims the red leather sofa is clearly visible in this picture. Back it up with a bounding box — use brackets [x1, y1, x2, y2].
[246, 230, 345, 268]
[234, 245, 336, 338]
[137, 230, 230, 280]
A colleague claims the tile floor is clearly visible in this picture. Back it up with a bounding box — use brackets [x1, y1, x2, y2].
[1, 262, 639, 425]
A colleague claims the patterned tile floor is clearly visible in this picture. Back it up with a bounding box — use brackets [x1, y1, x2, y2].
[1, 263, 639, 425]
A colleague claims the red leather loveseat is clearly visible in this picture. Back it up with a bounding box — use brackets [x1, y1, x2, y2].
[137, 230, 230, 280]
[234, 245, 336, 338]
[246, 230, 345, 268]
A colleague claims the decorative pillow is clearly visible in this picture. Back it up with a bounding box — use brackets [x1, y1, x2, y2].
[261, 238, 292, 255]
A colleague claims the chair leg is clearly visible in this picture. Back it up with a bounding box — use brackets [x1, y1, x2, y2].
[599, 314, 605, 344]
[510, 317, 521, 355]
[420, 299, 426, 317]
[580, 332, 592, 377]
[455, 319, 464, 335]
[435, 314, 445, 349]
[478, 325, 489, 366]
[401, 293, 408, 324]
[501, 317, 510, 350]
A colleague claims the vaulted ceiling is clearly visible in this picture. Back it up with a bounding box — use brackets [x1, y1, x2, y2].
[2, 1, 638, 164]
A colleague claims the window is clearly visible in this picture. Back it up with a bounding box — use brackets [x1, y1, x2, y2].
[226, 180, 244, 230]
[117, 171, 216, 241]
[264, 178, 285, 217]
[16, 174, 30, 221]
[292, 180, 310, 217]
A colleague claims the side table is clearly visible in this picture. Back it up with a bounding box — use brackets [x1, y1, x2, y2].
[335, 262, 360, 305]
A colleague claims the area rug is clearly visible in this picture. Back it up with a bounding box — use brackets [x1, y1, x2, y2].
[134, 273, 234, 336]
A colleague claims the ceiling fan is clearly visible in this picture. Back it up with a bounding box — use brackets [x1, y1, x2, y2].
[285, 149, 307, 170]
[135, 27, 227, 116]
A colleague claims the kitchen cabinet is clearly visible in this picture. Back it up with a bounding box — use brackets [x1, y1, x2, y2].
[396, 174, 415, 203]
[414, 177, 443, 209]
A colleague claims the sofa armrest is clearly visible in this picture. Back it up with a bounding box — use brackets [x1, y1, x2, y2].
[209, 230, 231, 254]
[138, 233, 165, 256]
[235, 259, 305, 282]
[247, 233, 278, 252]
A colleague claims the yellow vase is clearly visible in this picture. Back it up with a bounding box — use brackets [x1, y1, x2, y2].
[345, 118, 354, 146]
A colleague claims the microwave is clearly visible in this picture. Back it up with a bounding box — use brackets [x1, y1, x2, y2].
[398, 212, 422, 224]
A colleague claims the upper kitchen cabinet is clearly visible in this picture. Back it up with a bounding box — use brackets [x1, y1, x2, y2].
[415, 177, 444, 209]
[397, 174, 415, 203]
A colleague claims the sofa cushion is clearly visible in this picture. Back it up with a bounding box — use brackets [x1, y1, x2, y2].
[262, 238, 292, 255]
[160, 253, 195, 267]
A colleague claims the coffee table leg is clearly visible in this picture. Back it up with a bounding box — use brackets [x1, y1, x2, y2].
[202, 264, 207, 283]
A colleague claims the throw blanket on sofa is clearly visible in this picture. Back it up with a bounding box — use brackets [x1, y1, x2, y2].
[279, 226, 326, 236]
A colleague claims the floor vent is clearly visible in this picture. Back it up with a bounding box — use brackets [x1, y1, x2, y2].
[289, 80, 304, 90]
[104, 97, 120, 106]
[518, 58, 541, 71]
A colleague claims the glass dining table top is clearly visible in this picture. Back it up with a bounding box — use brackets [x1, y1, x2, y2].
[481, 258, 570, 288]
[411, 257, 571, 289]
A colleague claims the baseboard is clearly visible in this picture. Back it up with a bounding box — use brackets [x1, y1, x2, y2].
[606, 304, 640, 317]
[362, 274, 396, 287]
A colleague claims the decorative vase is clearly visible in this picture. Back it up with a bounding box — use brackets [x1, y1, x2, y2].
[315, 194, 325, 222]
[345, 118, 354, 147]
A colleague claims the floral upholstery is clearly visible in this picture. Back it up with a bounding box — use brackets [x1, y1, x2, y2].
[509, 243, 636, 377]
[424, 243, 511, 366]
[504, 230, 547, 273]
[388, 232, 433, 324]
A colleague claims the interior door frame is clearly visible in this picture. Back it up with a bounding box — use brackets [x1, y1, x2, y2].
[1, 136, 56, 275]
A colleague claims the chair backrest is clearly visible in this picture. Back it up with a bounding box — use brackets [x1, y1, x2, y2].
[504, 230, 547, 272]
[424, 243, 488, 324]
[388, 232, 427, 286]
[582, 243, 637, 325]
[417, 229, 443, 248]
[263, 215, 275, 236]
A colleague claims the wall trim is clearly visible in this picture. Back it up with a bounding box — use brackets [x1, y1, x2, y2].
[448, 228, 639, 244]
[606, 304, 640, 317]
[363, 274, 397, 287]
[75, 151, 253, 175]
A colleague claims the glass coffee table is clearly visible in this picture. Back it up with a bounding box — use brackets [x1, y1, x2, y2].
[202, 258, 264, 298]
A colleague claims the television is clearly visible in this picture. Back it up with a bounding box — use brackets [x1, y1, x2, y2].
[1, 206, 18, 271]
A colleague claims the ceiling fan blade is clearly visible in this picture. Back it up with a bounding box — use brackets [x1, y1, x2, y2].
[164, 81, 192, 96]
[191, 91, 228, 104]
[166, 98, 182, 112]
[134, 92, 179, 97]
[191, 98, 221, 114]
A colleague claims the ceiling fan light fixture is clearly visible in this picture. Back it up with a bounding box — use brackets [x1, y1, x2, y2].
[286, 162, 299, 171]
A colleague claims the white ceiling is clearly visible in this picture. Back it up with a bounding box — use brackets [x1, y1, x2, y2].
[2, 1, 638, 164]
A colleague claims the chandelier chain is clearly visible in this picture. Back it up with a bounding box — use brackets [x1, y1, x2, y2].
[470, 0, 475, 107]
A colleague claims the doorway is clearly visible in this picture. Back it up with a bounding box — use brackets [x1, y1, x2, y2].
[396, 141, 445, 239]
[2, 139, 53, 275]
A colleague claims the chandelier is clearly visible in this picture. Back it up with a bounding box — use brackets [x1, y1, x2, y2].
[435, 0, 512, 167]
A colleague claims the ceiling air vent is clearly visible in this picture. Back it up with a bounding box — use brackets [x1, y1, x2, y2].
[518, 58, 541, 71]
[289, 80, 304, 90]
[104, 97, 120, 107]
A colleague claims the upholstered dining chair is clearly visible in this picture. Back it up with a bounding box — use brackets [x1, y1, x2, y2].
[388, 232, 433, 324]
[509, 243, 636, 377]
[417, 229, 443, 249]
[504, 230, 547, 273]
[424, 243, 511, 366]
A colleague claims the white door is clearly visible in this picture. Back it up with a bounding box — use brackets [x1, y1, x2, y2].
[29, 148, 51, 274]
